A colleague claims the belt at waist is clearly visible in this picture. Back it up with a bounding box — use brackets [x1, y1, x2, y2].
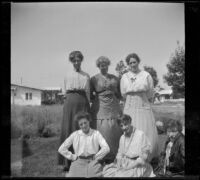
[66, 90, 86, 96]
[78, 155, 95, 160]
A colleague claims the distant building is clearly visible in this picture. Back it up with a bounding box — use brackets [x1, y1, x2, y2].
[11, 84, 43, 106]
[158, 89, 173, 102]
[42, 87, 63, 104]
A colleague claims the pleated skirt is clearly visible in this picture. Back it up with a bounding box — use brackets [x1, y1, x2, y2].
[57, 92, 90, 167]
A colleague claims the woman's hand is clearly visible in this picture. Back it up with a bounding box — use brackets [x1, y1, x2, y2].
[124, 161, 137, 170]
[71, 154, 78, 161]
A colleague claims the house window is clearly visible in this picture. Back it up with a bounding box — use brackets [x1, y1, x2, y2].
[29, 93, 32, 100]
[25, 93, 29, 100]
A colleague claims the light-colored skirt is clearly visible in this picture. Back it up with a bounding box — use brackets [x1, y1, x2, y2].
[123, 93, 159, 160]
[66, 159, 103, 177]
[103, 162, 155, 177]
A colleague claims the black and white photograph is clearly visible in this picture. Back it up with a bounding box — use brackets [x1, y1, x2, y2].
[10, 2, 187, 177]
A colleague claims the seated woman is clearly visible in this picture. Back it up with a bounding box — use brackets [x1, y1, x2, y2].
[154, 119, 185, 177]
[102, 114, 155, 177]
[58, 111, 110, 177]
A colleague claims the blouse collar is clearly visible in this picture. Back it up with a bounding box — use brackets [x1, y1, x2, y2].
[73, 67, 82, 73]
[78, 128, 94, 136]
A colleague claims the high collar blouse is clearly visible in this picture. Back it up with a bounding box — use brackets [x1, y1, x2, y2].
[120, 70, 155, 99]
[58, 128, 110, 161]
[64, 69, 90, 101]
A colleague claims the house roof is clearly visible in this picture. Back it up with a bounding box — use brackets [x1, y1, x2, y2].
[43, 87, 62, 91]
[158, 89, 173, 95]
[11, 84, 43, 91]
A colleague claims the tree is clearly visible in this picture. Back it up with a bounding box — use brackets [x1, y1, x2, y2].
[163, 42, 185, 98]
[115, 60, 128, 78]
[143, 65, 159, 87]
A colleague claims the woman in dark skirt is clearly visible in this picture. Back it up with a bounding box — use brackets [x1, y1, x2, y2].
[58, 51, 91, 171]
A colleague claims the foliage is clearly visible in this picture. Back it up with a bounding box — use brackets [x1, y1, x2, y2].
[115, 60, 128, 78]
[163, 42, 185, 98]
[11, 105, 63, 139]
[143, 65, 159, 87]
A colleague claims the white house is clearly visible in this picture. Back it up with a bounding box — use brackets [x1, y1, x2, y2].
[11, 84, 43, 106]
[158, 89, 173, 102]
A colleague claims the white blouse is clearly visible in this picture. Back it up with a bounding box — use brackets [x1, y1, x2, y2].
[64, 69, 90, 101]
[116, 129, 152, 161]
[120, 70, 155, 99]
[58, 128, 110, 161]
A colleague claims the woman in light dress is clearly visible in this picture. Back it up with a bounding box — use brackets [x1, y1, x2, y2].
[58, 111, 110, 177]
[90, 56, 122, 164]
[103, 114, 155, 177]
[120, 53, 159, 161]
[58, 51, 91, 171]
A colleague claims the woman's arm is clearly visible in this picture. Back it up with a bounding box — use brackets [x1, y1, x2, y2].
[120, 75, 127, 99]
[146, 74, 155, 101]
[58, 132, 77, 161]
[85, 75, 90, 102]
[125, 133, 152, 170]
[90, 77, 96, 103]
[94, 131, 110, 161]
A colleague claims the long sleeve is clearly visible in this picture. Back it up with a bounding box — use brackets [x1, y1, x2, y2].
[115, 78, 122, 100]
[94, 131, 110, 160]
[139, 132, 152, 162]
[85, 75, 90, 102]
[146, 74, 155, 100]
[116, 136, 123, 160]
[120, 75, 127, 98]
[90, 77, 95, 103]
[58, 132, 77, 161]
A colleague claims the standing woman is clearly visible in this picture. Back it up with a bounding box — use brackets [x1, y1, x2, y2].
[120, 53, 159, 161]
[90, 56, 122, 164]
[58, 51, 91, 171]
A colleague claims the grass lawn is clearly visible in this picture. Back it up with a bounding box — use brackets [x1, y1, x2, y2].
[11, 136, 65, 177]
[11, 102, 184, 177]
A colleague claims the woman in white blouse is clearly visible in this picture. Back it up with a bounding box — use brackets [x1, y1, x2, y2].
[58, 51, 91, 171]
[102, 114, 155, 177]
[58, 111, 110, 177]
[120, 53, 159, 161]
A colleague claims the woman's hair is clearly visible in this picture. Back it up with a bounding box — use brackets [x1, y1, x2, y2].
[74, 111, 91, 123]
[96, 56, 111, 68]
[167, 119, 183, 133]
[117, 114, 132, 125]
[69, 51, 84, 63]
[125, 53, 141, 65]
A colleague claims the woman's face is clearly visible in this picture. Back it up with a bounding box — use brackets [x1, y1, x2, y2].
[99, 62, 108, 75]
[167, 128, 179, 141]
[78, 118, 90, 134]
[120, 121, 132, 136]
[128, 57, 139, 71]
[72, 56, 82, 71]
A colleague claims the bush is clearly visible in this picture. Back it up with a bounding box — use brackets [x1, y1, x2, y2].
[11, 105, 63, 139]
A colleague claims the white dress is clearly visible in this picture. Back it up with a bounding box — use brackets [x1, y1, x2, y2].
[103, 129, 155, 177]
[120, 70, 159, 160]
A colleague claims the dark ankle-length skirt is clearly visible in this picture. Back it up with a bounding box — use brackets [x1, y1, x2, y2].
[57, 92, 90, 168]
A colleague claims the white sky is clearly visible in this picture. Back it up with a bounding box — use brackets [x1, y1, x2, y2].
[11, 2, 184, 90]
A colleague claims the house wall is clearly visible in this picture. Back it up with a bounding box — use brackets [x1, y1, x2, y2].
[11, 86, 42, 106]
